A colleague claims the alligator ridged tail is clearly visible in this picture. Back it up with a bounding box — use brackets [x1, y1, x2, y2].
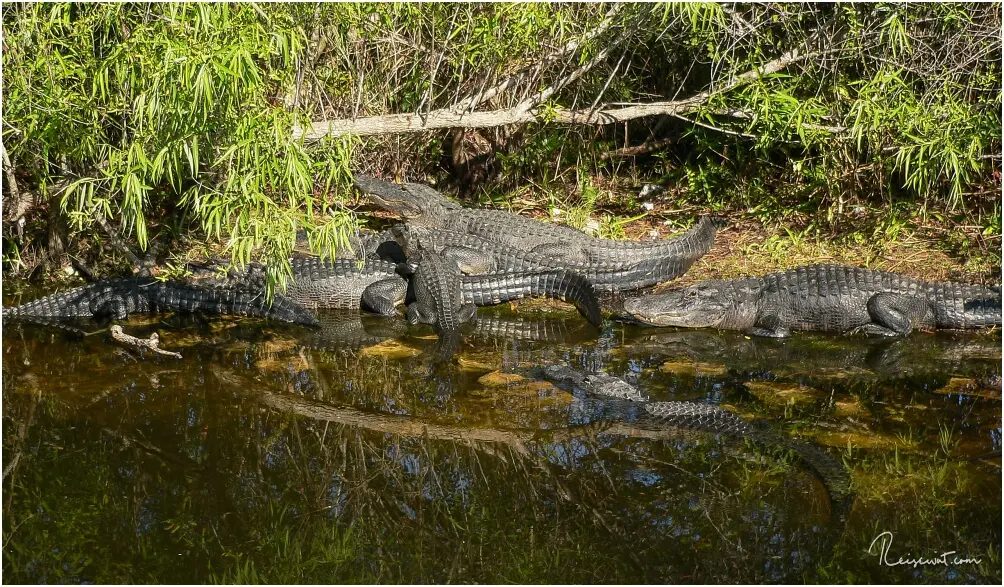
[926, 281, 1002, 329]
[586, 215, 724, 261]
[461, 270, 603, 326]
[773, 435, 854, 519]
[577, 217, 725, 292]
[3, 278, 319, 326]
[146, 282, 320, 326]
[639, 402, 852, 519]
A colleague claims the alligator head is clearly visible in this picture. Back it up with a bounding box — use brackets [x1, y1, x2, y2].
[354, 174, 457, 226]
[622, 280, 760, 329]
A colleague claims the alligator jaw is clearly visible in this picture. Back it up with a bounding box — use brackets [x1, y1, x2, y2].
[621, 295, 717, 328]
[354, 174, 449, 224]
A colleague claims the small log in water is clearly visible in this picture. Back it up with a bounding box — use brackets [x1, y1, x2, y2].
[110, 325, 182, 359]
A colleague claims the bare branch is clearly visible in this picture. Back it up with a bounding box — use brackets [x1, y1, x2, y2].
[600, 137, 675, 160]
[294, 44, 828, 141]
[110, 326, 183, 359]
[94, 212, 144, 270]
[1, 142, 32, 232]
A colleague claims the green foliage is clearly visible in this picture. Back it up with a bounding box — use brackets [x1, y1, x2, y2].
[2, 2, 999, 281]
[561, 177, 603, 231]
[3, 3, 354, 291]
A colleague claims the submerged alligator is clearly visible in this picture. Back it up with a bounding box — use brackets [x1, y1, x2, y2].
[355, 174, 722, 271]
[530, 365, 853, 514]
[623, 264, 1002, 337]
[2, 277, 320, 326]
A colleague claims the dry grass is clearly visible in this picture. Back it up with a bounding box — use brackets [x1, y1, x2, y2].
[666, 220, 1000, 289]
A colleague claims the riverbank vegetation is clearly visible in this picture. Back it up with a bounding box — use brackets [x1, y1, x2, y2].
[2, 3, 1000, 288]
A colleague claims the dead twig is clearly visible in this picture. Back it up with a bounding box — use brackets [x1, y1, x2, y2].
[110, 325, 183, 359]
[600, 137, 674, 160]
[1, 142, 34, 237]
[94, 212, 145, 270]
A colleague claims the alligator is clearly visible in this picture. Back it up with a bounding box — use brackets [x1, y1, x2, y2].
[202, 255, 603, 326]
[396, 231, 604, 328]
[355, 174, 723, 268]
[2, 277, 320, 326]
[405, 249, 474, 332]
[529, 364, 853, 514]
[391, 223, 712, 294]
[196, 257, 410, 315]
[622, 264, 1002, 337]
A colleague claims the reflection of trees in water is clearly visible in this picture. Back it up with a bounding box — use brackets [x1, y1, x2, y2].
[2, 321, 1000, 583]
[2, 338, 830, 583]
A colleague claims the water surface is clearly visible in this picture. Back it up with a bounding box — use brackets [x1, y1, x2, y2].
[2, 308, 1001, 583]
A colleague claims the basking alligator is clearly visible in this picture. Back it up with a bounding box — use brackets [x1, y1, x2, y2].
[530, 365, 853, 514]
[355, 174, 722, 269]
[623, 264, 1002, 337]
[205, 256, 603, 326]
[2, 277, 320, 326]
[405, 250, 474, 332]
[198, 257, 410, 315]
[397, 230, 604, 330]
[392, 223, 713, 294]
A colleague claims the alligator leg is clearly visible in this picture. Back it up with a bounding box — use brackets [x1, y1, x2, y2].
[865, 292, 930, 335]
[406, 303, 434, 325]
[360, 278, 409, 315]
[440, 246, 495, 274]
[849, 323, 901, 337]
[405, 301, 476, 328]
[529, 242, 589, 264]
[90, 294, 132, 320]
[746, 315, 791, 338]
[456, 303, 477, 324]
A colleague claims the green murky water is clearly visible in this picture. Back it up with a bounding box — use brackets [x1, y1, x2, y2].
[2, 307, 1001, 584]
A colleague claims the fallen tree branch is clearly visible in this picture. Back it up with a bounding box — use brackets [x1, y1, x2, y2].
[294, 44, 825, 141]
[110, 325, 182, 359]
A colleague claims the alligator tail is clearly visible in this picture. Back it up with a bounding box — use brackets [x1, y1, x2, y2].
[773, 435, 854, 521]
[146, 282, 320, 326]
[666, 215, 725, 268]
[4, 279, 319, 327]
[2, 283, 106, 319]
[460, 270, 603, 326]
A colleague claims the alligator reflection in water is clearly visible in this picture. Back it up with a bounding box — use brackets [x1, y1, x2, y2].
[2, 311, 1000, 584]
